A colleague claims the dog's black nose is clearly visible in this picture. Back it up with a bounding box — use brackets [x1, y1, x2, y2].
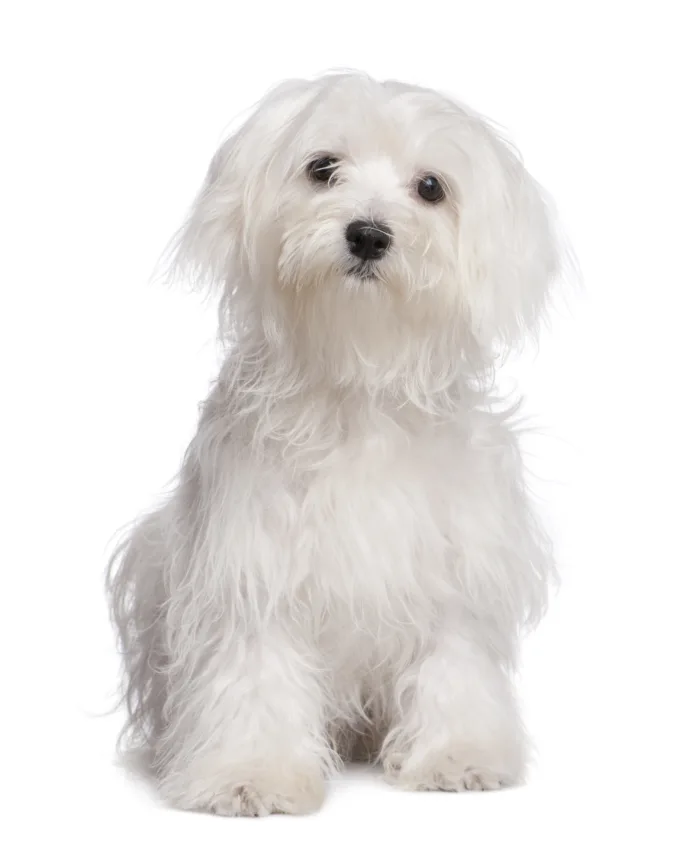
[345, 220, 392, 261]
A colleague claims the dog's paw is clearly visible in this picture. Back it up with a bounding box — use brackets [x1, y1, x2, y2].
[208, 784, 300, 817]
[202, 774, 325, 817]
[431, 766, 504, 792]
[385, 756, 509, 792]
[208, 784, 273, 817]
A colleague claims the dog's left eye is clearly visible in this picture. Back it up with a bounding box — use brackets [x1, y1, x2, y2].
[307, 156, 339, 184]
[417, 174, 445, 203]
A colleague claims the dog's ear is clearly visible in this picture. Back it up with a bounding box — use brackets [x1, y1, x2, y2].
[459, 121, 567, 357]
[162, 79, 316, 305]
[162, 134, 244, 299]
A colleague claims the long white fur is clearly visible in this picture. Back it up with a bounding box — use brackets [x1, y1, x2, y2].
[107, 72, 562, 816]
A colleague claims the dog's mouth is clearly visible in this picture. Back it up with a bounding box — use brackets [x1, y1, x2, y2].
[346, 260, 379, 281]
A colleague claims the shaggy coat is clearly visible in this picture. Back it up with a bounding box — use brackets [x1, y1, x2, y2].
[108, 72, 562, 816]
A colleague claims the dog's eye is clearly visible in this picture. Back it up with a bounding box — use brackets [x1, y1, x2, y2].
[417, 175, 445, 203]
[307, 156, 339, 184]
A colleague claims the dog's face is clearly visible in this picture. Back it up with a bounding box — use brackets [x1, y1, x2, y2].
[174, 74, 560, 379]
[273, 83, 462, 300]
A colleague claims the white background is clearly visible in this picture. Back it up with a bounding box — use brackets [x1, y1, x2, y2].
[3, 1, 695, 847]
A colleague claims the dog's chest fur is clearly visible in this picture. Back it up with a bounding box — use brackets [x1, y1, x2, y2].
[250, 400, 497, 636]
[210, 380, 516, 670]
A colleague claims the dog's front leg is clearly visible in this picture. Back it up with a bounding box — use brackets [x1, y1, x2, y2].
[158, 624, 333, 816]
[382, 617, 527, 791]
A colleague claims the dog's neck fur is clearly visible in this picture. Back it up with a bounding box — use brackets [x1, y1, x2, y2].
[205, 324, 492, 462]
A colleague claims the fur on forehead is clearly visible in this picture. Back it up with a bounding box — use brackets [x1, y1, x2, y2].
[229, 76, 489, 193]
[170, 72, 563, 361]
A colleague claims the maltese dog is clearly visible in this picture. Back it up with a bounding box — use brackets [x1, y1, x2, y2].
[108, 72, 562, 816]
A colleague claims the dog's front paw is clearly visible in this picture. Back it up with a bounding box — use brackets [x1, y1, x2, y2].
[209, 783, 323, 818]
[385, 755, 510, 792]
[164, 768, 325, 817]
[209, 784, 275, 817]
[431, 766, 504, 791]
[207, 780, 324, 817]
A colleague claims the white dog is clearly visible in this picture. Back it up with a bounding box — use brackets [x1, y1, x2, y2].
[108, 72, 562, 817]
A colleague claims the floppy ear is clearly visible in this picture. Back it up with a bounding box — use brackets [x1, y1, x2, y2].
[163, 79, 317, 305]
[163, 134, 245, 299]
[460, 121, 563, 355]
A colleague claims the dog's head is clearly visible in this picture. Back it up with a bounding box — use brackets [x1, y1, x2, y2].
[171, 73, 562, 385]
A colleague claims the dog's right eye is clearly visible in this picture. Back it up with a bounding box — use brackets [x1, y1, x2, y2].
[307, 156, 339, 184]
